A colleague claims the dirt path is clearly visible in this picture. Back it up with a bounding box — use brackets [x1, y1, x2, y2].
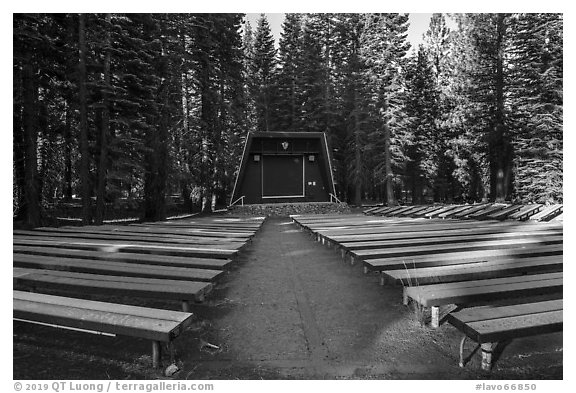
[13, 217, 562, 379]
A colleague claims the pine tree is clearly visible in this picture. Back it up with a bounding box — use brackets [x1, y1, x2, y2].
[276, 13, 304, 131]
[422, 13, 460, 202]
[242, 19, 258, 133]
[464, 13, 514, 202]
[508, 13, 563, 203]
[360, 13, 411, 205]
[403, 45, 440, 203]
[249, 14, 277, 131]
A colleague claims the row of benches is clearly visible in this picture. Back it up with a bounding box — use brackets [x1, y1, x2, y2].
[291, 213, 563, 371]
[13, 215, 266, 368]
[364, 203, 563, 222]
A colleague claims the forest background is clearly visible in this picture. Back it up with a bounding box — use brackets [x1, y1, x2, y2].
[11, 11, 564, 227]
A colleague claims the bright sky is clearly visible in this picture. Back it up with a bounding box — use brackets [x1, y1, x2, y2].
[245, 13, 449, 50]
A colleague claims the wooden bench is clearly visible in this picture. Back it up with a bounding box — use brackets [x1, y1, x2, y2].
[13, 237, 238, 259]
[484, 204, 523, 220]
[376, 206, 407, 216]
[408, 205, 443, 217]
[363, 206, 383, 215]
[14, 228, 249, 246]
[423, 205, 458, 218]
[349, 235, 563, 264]
[13, 268, 212, 311]
[435, 205, 474, 219]
[466, 204, 507, 220]
[447, 204, 491, 219]
[381, 255, 562, 286]
[65, 225, 254, 241]
[403, 272, 562, 328]
[13, 245, 233, 270]
[13, 233, 245, 250]
[363, 244, 563, 273]
[13, 253, 223, 282]
[446, 300, 563, 371]
[507, 204, 543, 221]
[398, 205, 432, 217]
[13, 290, 194, 368]
[529, 205, 563, 222]
[328, 222, 560, 244]
[340, 229, 563, 252]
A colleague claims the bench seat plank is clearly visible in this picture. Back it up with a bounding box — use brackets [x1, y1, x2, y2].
[351, 236, 563, 260]
[13, 253, 222, 282]
[382, 256, 563, 285]
[423, 205, 459, 218]
[466, 205, 508, 220]
[450, 204, 494, 219]
[435, 205, 475, 219]
[66, 225, 254, 240]
[398, 206, 432, 217]
[340, 230, 562, 251]
[408, 205, 443, 217]
[363, 206, 383, 215]
[316, 220, 523, 237]
[458, 310, 563, 344]
[13, 234, 244, 251]
[13, 245, 232, 270]
[13, 268, 212, 302]
[364, 244, 563, 272]
[13, 238, 237, 259]
[449, 299, 562, 324]
[328, 222, 561, 243]
[484, 205, 523, 220]
[405, 272, 563, 308]
[125, 225, 254, 238]
[15, 228, 248, 245]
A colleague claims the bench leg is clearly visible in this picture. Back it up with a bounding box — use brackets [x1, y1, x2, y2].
[481, 342, 496, 371]
[459, 335, 467, 367]
[363, 266, 369, 274]
[350, 255, 356, 266]
[152, 341, 162, 368]
[341, 249, 347, 260]
[168, 342, 176, 363]
[459, 335, 481, 368]
[181, 301, 190, 313]
[431, 306, 440, 328]
[402, 289, 409, 305]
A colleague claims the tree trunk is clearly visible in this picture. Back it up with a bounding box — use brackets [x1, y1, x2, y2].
[353, 104, 362, 206]
[22, 53, 41, 227]
[491, 14, 512, 202]
[78, 14, 91, 224]
[63, 16, 76, 202]
[13, 68, 27, 220]
[95, 14, 111, 224]
[383, 97, 396, 206]
[64, 101, 73, 200]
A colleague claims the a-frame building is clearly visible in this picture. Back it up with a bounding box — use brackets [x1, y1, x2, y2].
[230, 132, 337, 205]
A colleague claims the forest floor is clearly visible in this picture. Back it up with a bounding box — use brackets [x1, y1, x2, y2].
[13, 216, 563, 380]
